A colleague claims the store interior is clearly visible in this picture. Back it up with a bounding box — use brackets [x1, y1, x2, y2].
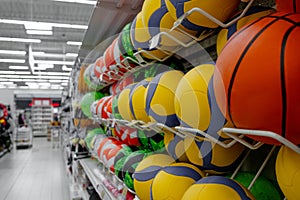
[0, 0, 300, 200]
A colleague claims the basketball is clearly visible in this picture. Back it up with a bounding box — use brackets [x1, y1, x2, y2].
[129, 78, 152, 122]
[213, 12, 300, 145]
[276, 145, 300, 200]
[150, 162, 204, 200]
[130, 12, 169, 60]
[145, 70, 184, 127]
[181, 176, 255, 200]
[217, 6, 275, 55]
[276, 0, 300, 12]
[164, 131, 188, 162]
[80, 92, 104, 118]
[117, 83, 136, 121]
[164, 0, 240, 31]
[133, 154, 175, 200]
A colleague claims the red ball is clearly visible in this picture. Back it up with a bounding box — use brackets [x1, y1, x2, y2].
[213, 12, 300, 145]
[94, 56, 105, 78]
[96, 96, 112, 119]
[276, 0, 300, 12]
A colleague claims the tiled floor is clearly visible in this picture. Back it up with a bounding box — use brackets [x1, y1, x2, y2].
[0, 138, 70, 200]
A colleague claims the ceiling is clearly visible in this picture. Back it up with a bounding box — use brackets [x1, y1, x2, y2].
[0, 0, 95, 90]
[0, 0, 143, 91]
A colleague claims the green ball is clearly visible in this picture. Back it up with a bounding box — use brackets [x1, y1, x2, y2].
[80, 92, 104, 117]
[85, 128, 105, 150]
[137, 130, 165, 151]
[230, 172, 282, 200]
[112, 95, 122, 120]
[122, 150, 153, 191]
[114, 146, 133, 180]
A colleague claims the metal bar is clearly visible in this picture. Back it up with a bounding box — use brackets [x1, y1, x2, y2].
[230, 149, 252, 179]
[248, 146, 276, 189]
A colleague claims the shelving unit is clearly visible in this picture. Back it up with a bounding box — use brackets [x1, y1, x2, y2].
[31, 99, 53, 137]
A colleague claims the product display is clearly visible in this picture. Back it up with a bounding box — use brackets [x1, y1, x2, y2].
[55, 0, 300, 200]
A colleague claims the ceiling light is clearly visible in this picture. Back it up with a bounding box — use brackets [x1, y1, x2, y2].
[0, 50, 26, 55]
[49, 80, 63, 83]
[0, 71, 31, 75]
[0, 81, 14, 85]
[9, 66, 29, 70]
[0, 19, 88, 30]
[62, 65, 72, 71]
[0, 59, 25, 63]
[35, 71, 71, 76]
[61, 82, 68, 86]
[19, 86, 29, 89]
[26, 30, 53, 35]
[0, 75, 69, 79]
[52, 0, 97, 5]
[0, 37, 41, 43]
[37, 63, 55, 69]
[66, 53, 78, 57]
[32, 52, 78, 58]
[34, 60, 75, 65]
[67, 41, 82, 46]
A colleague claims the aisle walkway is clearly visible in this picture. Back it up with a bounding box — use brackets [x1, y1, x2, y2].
[0, 138, 70, 200]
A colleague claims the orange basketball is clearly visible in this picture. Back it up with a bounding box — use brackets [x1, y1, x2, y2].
[213, 12, 300, 145]
[276, 0, 300, 12]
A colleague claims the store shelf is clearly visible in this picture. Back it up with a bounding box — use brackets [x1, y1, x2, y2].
[78, 158, 120, 200]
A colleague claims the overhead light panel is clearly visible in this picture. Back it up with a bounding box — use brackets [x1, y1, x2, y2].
[62, 65, 72, 71]
[36, 63, 55, 69]
[52, 0, 97, 5]
[0, 50, 26, 55]
[67, 41, 82, 46]
[0, 59, 25, 63]
[32, 51, 78, 58]
[26, 30, 53, 35]
[0, 37, 41, 43]
[0, 19, 88, 30]
[9, 66, 29, 70]
[34, 60, 75, 65]
[35, 71, 71, 76]
[0, 71, 31, 74]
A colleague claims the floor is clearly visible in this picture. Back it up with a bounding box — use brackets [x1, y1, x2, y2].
[0, 138, 70, 200]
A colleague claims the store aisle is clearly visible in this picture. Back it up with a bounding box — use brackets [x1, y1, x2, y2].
[0, 138, 70, 200]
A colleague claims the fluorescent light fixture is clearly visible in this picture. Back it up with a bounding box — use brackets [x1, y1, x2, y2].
[8, 79, 24, 82]
[0, 19, 88, 30]
[34, 60, 75, 65]
[49, 79, 63, 83]
[37, 63, 55, 69]
[0, 75, 69, 79]
[0, 59, 25, 63]
[61, 82, 68, 86]
[0, 37, 41, 43]
[26, 30, 53, 35]
[0, 50, 26, 55]
[32, 51, 78, 58]
[67, 41, 82, 46]
[19, 86, 29, 89]
[53, 0, 97, 5]
[66, 53, 78, 57]
[62, 65, 72, 71]
[0, 81, 14, 85]
[0, 71, 30, 75]
[34, 71, 71, 76]
[9, 66, 29, 70]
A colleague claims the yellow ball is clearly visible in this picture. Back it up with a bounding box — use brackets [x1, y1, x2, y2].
[117, 83, 136, 121]
[151, 162, 205, 200]
[182, 176, 255, 200]
[129, 78, 152, 122]
[133, 154, 175, 200]
[216, 6, 275, 55]
[276, 145, 300, 200]
[165, 0, 240, 30]
[130, 12, 169, 60]
[184, 137, 244, 173]
[145, 70, 184, 127]
[164, 131, 189, 162]
[175, 64, 215, 131]
[141, 0, 193, 48]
